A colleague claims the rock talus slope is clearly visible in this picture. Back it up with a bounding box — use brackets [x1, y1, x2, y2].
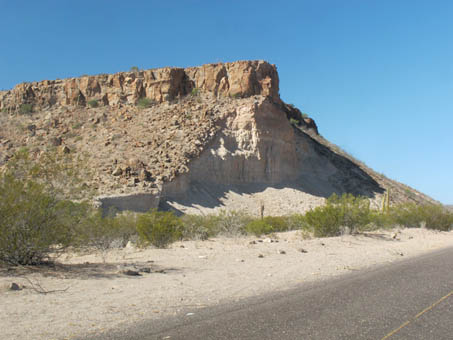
[0, 60, 435, 215]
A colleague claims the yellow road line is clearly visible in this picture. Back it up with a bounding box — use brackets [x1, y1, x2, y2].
[381, 290, 453, 340]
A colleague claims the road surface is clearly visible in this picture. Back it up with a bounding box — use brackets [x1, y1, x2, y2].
[83, 246, 453, 340]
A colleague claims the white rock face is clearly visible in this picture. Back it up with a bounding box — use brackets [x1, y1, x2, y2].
[189, 98, 298, 185]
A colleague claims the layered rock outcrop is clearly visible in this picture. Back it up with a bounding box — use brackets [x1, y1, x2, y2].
[0, 60, 280, 111]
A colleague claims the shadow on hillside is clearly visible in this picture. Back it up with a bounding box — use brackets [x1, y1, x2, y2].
[160, 131, 385, 215]
[100, 129, 385, 215]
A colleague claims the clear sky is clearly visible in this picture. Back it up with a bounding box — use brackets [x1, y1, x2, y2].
[1, 0, 452, 203]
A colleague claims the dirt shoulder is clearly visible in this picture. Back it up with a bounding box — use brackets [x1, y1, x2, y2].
[1, 228, 453, 340]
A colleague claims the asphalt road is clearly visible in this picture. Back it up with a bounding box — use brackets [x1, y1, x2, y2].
[84, 246, 453, 340]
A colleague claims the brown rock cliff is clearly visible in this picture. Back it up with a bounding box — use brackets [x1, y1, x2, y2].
[0, 60, 280, 111]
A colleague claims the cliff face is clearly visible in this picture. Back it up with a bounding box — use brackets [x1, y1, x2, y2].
[0, 60, 280, 111]
[0, 61, 435, 215]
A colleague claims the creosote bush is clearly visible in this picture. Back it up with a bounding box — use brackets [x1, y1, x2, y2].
[0, 174, 73, 265]
[302, 193, 453, 237]
[180, 214, 218, 240]
[304, 193, 372, 237]
[136, 210, 183, 248]
[389, 203, 453, 231]
[245, 216, 290, 236]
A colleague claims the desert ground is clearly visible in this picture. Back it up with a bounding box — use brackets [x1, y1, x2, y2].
[1, 227, 453, 340]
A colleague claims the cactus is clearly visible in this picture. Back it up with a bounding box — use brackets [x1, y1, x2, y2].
[381, 189, 390, 214]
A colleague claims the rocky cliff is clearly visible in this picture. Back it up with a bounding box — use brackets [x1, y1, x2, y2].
[0, 61, 435, 215]
[0, 60, 279, 111]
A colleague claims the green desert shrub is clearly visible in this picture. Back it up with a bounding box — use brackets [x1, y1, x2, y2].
[304, 193, 372, 237]
[367, 209, 394, 229]
[286, 214, 308, 229]
[0, 174, 73, 265]
[263, 216, 291, 232]
[75, 211, 135, 253]
[19, 103, 33, 115]
[304, 203, 343, 237]
[137, 97, 154, 109]
[245, 216, 290, 236]
[389, 203, 453, 231]
[136, 210, 182, 248]
[419, 204, 453, 231]
[180, 214, 218, 240]
[328, 193, 372, 231]
[113, 211, 140, 244]
[289, 118, 300, 126]
[87, 99, 99, 108]
[245, 219, 273, 236]
[387, 203, 421, 228]
[214, 210, 252, 236]
[191, 87, 200, 96]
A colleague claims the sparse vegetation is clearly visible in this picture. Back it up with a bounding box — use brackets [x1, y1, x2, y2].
[289, 118, 300, 126]
[137, 97, 154, 109]
[130, 66, 140, 72]
[19, 103, 33, 115]
[136, 210, 183, 248]
[87, 99, 99, 108]
[72, 122, 83, 129]
[191, 87, 200, 96]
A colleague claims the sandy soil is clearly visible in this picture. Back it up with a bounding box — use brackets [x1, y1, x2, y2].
[1, 227, 453, 340]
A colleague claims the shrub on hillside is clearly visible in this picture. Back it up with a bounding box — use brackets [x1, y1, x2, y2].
[136, 210, 182, 248]
[87, 99, 99, 108]
[19, 103, 33, 115]
[137, 97, 154, 109]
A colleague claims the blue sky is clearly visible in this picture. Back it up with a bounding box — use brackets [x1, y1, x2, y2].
[1, 0, 452, 203]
